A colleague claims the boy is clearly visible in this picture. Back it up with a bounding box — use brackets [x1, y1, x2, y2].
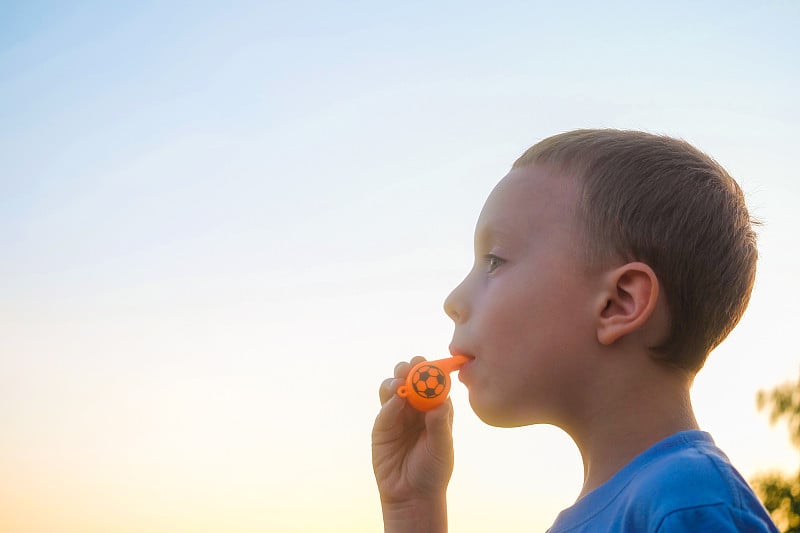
[371, 130, 778, 532]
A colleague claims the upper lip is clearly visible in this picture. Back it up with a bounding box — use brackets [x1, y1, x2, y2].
[449, 343, 474, 359]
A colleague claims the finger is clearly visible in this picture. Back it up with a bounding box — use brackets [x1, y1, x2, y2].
[372, 394, 407, 434]
[393, 356, 427, 378]
[393, 361, 410, 378]
[378, 377, 403, 405]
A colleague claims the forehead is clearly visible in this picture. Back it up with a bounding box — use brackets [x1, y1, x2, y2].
[475, 164, 581, 240]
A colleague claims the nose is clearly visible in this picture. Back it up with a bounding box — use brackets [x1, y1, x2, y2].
[443, 276, 468, 324]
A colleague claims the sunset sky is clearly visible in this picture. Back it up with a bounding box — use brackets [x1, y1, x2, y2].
[2, 2, 799, 531]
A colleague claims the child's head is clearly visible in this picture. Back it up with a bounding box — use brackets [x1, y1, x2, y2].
[445, 129, 757, 427]
[513, 129, 758, 373]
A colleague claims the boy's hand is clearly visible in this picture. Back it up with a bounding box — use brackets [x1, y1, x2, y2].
[371, 357, 453, 532]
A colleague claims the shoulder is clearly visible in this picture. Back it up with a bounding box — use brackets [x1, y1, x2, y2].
[630, 432, 733, 508]
[627, 432, 777, 532]
[548, 432, 777, 533]
[656, 503, 777, 532]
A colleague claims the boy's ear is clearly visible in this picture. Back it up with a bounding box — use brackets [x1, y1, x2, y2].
[595, 262, 660, 346]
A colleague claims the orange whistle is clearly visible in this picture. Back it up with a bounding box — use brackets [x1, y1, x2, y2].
[397, 355, 471, 411]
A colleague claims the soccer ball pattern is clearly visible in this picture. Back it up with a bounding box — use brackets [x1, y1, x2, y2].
[411, 364, 447, 398]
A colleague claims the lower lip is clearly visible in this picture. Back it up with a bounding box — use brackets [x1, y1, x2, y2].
[457, 359, 474, 385]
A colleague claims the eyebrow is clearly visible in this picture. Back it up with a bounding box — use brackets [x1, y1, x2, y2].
[474, 221, 517, 251]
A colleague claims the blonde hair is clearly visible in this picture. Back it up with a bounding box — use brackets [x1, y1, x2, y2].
[514, 129, 758, 372]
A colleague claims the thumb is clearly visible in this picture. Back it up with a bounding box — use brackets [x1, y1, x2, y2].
[425, 398, 454, 450]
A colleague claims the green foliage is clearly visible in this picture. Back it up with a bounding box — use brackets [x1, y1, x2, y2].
[757, 373, 800, 449]
[754, 372, 800, 532]
[752, 471, 800, 532]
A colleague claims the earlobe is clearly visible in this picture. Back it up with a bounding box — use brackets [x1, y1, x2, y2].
[596, 262, 660, 346]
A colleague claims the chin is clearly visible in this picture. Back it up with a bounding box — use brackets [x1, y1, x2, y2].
[468, 394, 532, 429]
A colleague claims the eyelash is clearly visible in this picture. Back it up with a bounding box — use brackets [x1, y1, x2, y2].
[485, 254, 505, 273]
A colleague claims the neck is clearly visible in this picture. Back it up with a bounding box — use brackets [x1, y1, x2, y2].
[567, 364, 699, 500]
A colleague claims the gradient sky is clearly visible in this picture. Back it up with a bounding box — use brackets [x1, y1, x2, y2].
[2, 2, 799, 532]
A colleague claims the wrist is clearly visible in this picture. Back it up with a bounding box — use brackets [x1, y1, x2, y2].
[381, 495, 448, 533]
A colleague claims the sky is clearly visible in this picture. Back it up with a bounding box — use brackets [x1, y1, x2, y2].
[1, 1, 799, 531]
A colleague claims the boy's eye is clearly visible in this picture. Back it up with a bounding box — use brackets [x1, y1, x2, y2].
[485, 254, 505, 273]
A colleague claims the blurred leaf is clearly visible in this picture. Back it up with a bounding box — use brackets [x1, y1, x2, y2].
[753, 370, 800, 531]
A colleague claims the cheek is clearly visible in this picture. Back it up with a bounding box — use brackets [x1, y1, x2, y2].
[475, 301, 528, 350]
[482, 283, 540, 336]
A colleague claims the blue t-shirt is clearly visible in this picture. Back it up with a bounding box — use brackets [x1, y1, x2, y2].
[548, 430, 778, 532]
